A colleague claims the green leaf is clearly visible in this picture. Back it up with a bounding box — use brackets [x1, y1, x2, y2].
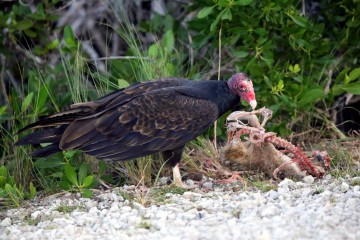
[81, 189, 93, 198]
[233, 51, 249, 58]
[0, 105, 7, 115]
[29, 182, 36, 199]
[35, 84, 49, 114]
[81, 175, 94, 188]
[24, 29, 37, 38]
[294, 64, 300, 73]
[344, 74, 350, 85]
[278, 80, 284, 90]
[299, 88, 324, 105]
[210, 11, 223, 31]
[50, 172, 63, 178]
[165, 62, 175, 75]
[343, 82, 360, 95]
[34, 3, 46, 20]
[235, 0, 254, 6]
[292, 76, 303, 83]
[4, 183, 14, 195]
[279, 94, 295, 108]
[59, 181, 70, 190]
[118, 79, 130, 88]
[162, 30, 175, 53]
[34, 157, 64, 169]
[99, 161, 107, 176]
[221, 8, 232, 21]
[78, 163, 88, 184]
[64, 163, 78, 186]
[262, 57, 274, 68]
[348, 68, 360, 82]
[7, 176, 15, 186]
[47, 39, 59, 50]
[289, 64, 300, 74]
[21, 92, 34, 113]
[64, 150, 77, 159]
[16, 19, 33, 30]
[263, 75, 272, 88]
[331, 85, 345, 96]
[289, 15, 308, 27]
[217, 0, 228, 7]
[245, 58, 264, 77]
[0, 176, 6, 188]
[335, 68, 350, 84]
[0, 189, 6, 198]
[197, 6, 215, 19]
[63, 25, 76, 47]
[148, 44, 159, 58]
[0, 166, 7, 177]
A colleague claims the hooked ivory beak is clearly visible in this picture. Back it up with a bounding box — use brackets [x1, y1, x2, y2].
[249, 100, 257, 109]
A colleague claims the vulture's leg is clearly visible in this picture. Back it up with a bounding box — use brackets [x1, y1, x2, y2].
[172, 163, 186, 188]
[163, 146, 187, 188]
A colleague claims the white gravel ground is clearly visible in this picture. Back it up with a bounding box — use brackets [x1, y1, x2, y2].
[1, 175, 360, 240]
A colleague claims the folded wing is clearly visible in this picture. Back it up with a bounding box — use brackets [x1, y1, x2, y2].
[60, 88, 218, 161]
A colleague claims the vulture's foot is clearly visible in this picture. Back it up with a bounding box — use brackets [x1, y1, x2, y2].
[172, 163, 188, 188]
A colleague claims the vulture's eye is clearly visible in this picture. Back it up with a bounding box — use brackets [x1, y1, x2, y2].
[239, 83, 248, 92]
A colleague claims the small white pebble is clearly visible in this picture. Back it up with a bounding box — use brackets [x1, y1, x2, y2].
[0, 217, 12, 227]
[302, 175, 315, 184]
[183, 191, 202, 199]
[351, 177, 360, 186]
[121, 206, 132, 212]
[127, 216, 142, 225]
[341, 182, 349, 193]
[202, 181, 213, 189]
[259, 205, 278, 217]
[278, 178, 295, 188]
[109, 204, 119, 212]
[346, 198, 359, 208]
[185, 179, 195, 188]
[158, 177, 170, 186]
[31, 211, 41, 220]
[302, 188, 313, 197]
[265, 190, 279, 200]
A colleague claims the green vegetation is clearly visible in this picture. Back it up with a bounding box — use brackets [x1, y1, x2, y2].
[55, 204, 85, 214]
[26, 215, 43, 226]
[250, 181, 277, 192]
[323, 140, 360, 178]
[313, 188, 324, 195]
[191, 0, 360, 137]
[0, 165, 36, 207]
[138, 220, 153, 230]
[150, 186, 188, 205]
[0, 1, 359, 208]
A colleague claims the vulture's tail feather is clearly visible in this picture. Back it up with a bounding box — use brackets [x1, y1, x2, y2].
[16, 125, 68, 157]
[30, 143, 63, 157]
[16, 108, 91, 134]
[15, 107, 93, 157]
[16, 126, 66, 146]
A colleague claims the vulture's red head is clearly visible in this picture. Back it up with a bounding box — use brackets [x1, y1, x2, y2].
[227, 73, 257, 109]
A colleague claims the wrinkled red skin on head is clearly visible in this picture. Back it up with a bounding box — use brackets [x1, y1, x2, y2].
[227, 73, 256, 103]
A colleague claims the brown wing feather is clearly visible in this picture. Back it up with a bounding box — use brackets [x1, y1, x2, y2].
[16, 78, 214, 159]
[59, 89, 218, 161]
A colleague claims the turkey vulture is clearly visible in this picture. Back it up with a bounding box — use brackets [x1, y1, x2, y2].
[16, 73, 257, 187]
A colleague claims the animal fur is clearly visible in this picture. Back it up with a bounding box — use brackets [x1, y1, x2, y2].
[222, 140, 305, 179]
